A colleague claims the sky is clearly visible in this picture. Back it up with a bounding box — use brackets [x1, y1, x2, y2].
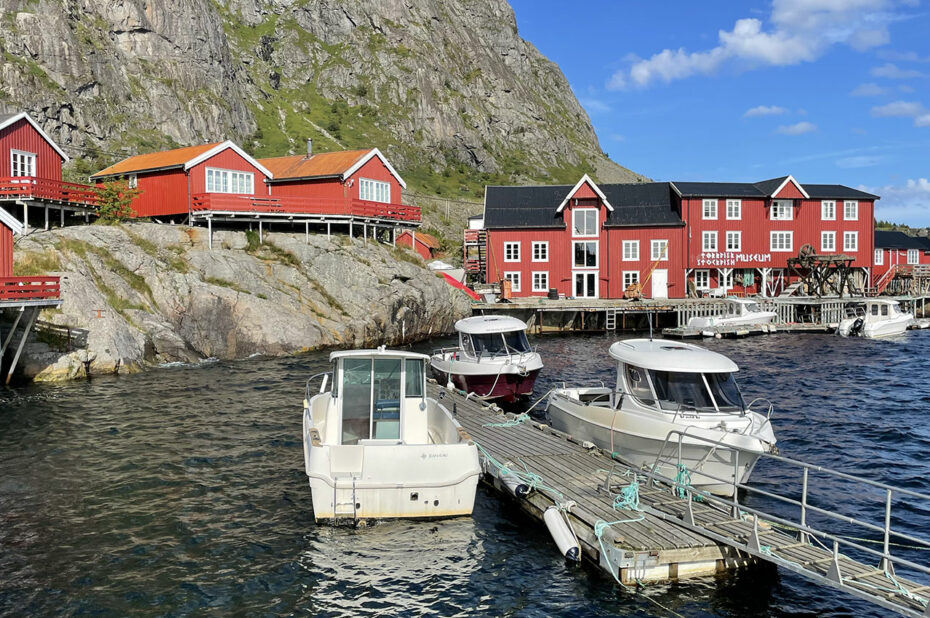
[508, 0, 930, 226]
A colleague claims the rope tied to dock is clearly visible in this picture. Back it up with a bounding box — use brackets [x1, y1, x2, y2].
[473, 441, 564, 499]
[482, 412, 530, 428]
[673, 463, 702, 501]
[613, 477, 642, 512]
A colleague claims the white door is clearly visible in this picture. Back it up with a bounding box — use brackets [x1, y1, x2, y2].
[573, 271, 598, 299]
[651, 269, 668, 299]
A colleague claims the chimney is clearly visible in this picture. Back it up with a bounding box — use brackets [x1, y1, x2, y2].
[306, 138, 313, 158]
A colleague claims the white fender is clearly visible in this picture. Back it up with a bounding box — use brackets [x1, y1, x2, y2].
[544, 506, 580, 562]
[501, 472, 529, 498]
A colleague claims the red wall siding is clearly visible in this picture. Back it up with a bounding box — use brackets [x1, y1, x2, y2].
[397, 230, 432, 259]
[189, 148, 268, 196]
[269, 177, 346, 200]
[0, 225, 13, 276]
[346, 157, 403, 204]
[127, 168, 190, 218]
[774, 181, 805, 199]
[604, 227, 686, 298]
[0, 118, 63, 180]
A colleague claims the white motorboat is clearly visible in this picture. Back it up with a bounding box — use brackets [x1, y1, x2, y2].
[546, 339, 777, 496]
[837, 299, 913, 338]
[687, 298, 777, 328]
[303, 347, 480, 522]
[430, 315, 543, 401]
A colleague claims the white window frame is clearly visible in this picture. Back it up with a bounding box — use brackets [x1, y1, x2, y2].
[503, 271, 521, 293]
[572, 240, 598, 268]
[10, 149, 36, 177]
[821, 231, 836, 253]
[844, 200, 858, 221]
[127, 174, 138, 189]
[622, 240, 639, 261]
[843, 231, 858, 252]
[821, 200, 835, 221]
[359, 177, 390, 203]
[694, 269, 710, 290]
[503, 241, 520, 262]
[770, 231, 793, 252]
[771, 199, 793, 221]
[719, 269, 733, 290]
[874, 249, 884, 265]
[907, 249, 919, 265]
[531, 241, 548, 262]
[702, 231, 717, 252]
[725, 231, 741, 252]
[702, 199, 718, 220]
[531, 271, 548, 292]
[622, 271, 640, 290]
[725, 199, 741, 220]
[206, 167, 254, 194]
[572, 209, 598, 237]
[651, 239, 668, 261]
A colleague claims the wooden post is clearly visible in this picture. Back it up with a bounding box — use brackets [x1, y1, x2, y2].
[327, 222, 331, 239]
[44, 206, 49, 230]
[60, 207, 65, 227]
[6, 307, 39, 385]
[305, 221, 309, 244]
[207, 217, 213, 250]
[259, 220, 263, 243]
[23, 202, 28, 234]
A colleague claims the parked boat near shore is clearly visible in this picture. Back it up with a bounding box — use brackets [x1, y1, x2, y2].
[430, 315, 543, 401]
[546, 339, 777, 496]
[687, 298, 777, 328]
[837, 299, 913, 338]
[303, 347, 480, 521]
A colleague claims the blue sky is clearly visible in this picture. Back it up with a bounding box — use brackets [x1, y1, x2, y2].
[508, 0, 930, 226]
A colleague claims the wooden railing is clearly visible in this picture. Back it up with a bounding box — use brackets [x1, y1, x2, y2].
[0, 276, 61, 301]
[0, 177, 97, 206]
[191, 193, 420, 222]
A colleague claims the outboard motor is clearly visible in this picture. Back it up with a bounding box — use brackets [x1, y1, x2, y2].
[849, 317, 864, 336]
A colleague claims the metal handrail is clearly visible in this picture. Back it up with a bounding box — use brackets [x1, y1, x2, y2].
[305, 371, 332, 402]
[745, 397, 775, 420]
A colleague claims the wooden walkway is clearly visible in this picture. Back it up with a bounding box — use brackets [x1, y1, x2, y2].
[432, 383, 930, 615]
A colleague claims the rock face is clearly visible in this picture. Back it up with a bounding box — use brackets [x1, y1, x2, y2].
[0, 0, 642, 188]
[13, 223, 471, 381]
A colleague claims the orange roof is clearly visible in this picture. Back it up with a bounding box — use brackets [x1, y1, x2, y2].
[401, 230, 440, 249]
[259, 150, 372, 180]
[92, 142, 223, 177]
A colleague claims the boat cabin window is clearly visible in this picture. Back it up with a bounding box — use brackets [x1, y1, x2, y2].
[330, 360, 339, 397]
[341, 358, 373, 444]
[704, 373, 744, 411]
[747, 302, 761, 313]
[624, 364, 655, 406]
[881, 304, 889, 316]
[727, 305, 736, 315]
[648, 370, 744, 413]
[339, 357, 412, 445]
[405, 358, 424, 398]
[372, 359, 402, 440]
[871, 305, 879, 316]
[503, 330, 531, 353]
[460, 332, 476, 357]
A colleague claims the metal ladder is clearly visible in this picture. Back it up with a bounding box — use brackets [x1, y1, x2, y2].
[331, 476, 358, 519]
[605, 308, 617, 331]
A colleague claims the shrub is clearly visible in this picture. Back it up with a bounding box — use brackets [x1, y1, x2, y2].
[95, 179, 141, 223]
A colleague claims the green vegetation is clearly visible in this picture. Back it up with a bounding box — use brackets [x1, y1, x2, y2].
[95, 179, 141, 223]
[204, 276, 250, 294]
[308, 278, 347, 316]
[13, 250, 62, 276]
[57, 237, 156, 311]
[245, 230, 261, 252]
[389, 245, 423, 266]
[123, 227, 158, 256]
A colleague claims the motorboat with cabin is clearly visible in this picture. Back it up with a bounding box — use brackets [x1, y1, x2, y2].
[302, 347, 480, 522]
[546, 339, 777, 496]
[687, 298, 777, 328]
[837, 299, 913, 338]
[430, 315, 543, 401]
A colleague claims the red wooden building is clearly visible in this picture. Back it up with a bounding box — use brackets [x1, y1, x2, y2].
[91, 140, 272, 219]
[396, 230, 440, 260]
[872, 230, 930, 293]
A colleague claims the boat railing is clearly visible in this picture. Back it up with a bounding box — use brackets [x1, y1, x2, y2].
[432, 346, 461, 358]
[745, 397, 775, 421]
[559, 380, 607, 389]
[305, 371, 332, 401]
[643, 428, 930, 591]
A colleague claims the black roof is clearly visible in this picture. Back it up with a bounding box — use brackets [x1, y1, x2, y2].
[874, 230, 930, 250]
[672, 177, 879, 200]
[483, 182, 682, 229]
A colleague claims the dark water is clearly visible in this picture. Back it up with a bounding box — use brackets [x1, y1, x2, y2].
[1, 331, 928, 616]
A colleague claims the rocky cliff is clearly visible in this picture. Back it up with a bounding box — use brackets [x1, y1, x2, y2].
[13, 223, 471, 381]
[0, 0, 642, 194]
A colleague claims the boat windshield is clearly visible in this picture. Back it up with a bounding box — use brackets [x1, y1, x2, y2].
[470, 330, 530, 356]
[648, 370, 744, 413]
[746, 302, 761, 313]
[503, 330, 531, 353]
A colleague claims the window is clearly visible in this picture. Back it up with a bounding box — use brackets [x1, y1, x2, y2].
[874, 249, 884, 265]
[844, 200, 858, 221]
[725, 199, 741, 220]
[725, 231, 741, 252]
[651, 239, 669, 261]
[843, 231, 858, 252]
[719, 269, 733, 290]
[702, 199, 718, 220]
[702, 231, 717, 252]
[532, 271, 549, 292]
[821, 200, 835, 221]
[908, 249, 919, 265]
[572, 241, 598, 268]
[821, 231, 835, 253]
[623, 271, 639, 289]
[622, 240, 639, 261]
[771, 200, 793, 220]
[504, 242, 520, 262]
[127, 174, 138, 189]
[405, 359, 424, 399]
[572, 209, 598, 236]
[503, 272, 521, 292]
[10, 150, 36, 177]
[206, 168, 254, 194]
[531, 241, 548, 262]
[359, 178, 390, 203]
[694, 269, 710, 290]
[770, 231, 793, 252]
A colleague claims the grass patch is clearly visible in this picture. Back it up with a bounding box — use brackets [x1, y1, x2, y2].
[245, 230, 261, 252]
[123, 227, 158, 256]
[58, 237, 156, 309]
[309, 279, 347, 316]
[204, 276, 250, 294]
[14, 250, 62, 276]
[390, 245, 424, 266]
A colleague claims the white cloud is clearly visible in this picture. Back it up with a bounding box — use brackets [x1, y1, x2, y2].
[607, 0, 912, 89]
[777, 121, 817, 135]
[743, 105, 788, 117]
[878, 50, 930, 63]
[836, 155, 882, 168]
[870, 100, 930, 126]
[850, 82, 887, 96]
[917, 114, 930, 127]
[862, 178, 930, 226]
[608, 133, 626, 142]
[580, 98, 611, 114]
[870, 63, 927, 79]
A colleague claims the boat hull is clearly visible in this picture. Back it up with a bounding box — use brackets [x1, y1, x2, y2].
[430, 366, 540, 401]
[688, 312, 777, 328]
[838, 314, 912, 338]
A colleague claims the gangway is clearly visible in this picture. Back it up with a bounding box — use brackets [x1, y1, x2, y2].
[639, 429, 930, 616]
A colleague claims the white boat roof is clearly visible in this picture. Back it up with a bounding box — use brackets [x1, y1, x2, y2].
[328, 348, 430, 362]
[866, 299, 900, 306]
[608, 339, 739, 373]
[455, 315, 527, 334]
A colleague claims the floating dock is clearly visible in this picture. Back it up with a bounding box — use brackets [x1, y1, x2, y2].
[432, 382, 930, 615]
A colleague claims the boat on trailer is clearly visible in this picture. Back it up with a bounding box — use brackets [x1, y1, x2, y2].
[303, 347, 480, 522]
[545, 339, 777, 496]
[430, 315, 543, 401]
[687, 298, 777, 328]
[837, 299, 913, 338]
